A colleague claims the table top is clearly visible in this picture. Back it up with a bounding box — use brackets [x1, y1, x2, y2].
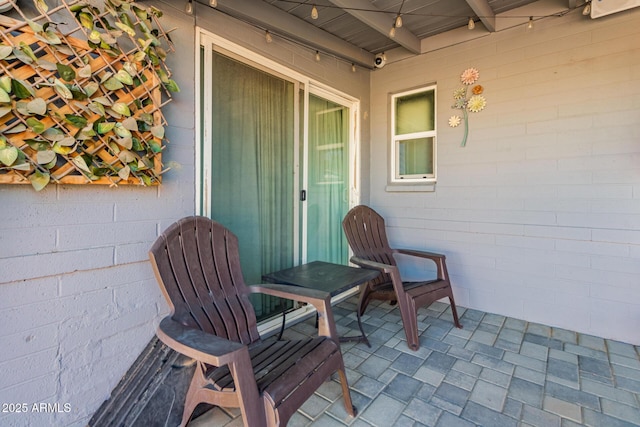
[262, 261, 380, 296]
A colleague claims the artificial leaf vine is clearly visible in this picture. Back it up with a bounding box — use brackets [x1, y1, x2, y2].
[0, 0, 178, 190]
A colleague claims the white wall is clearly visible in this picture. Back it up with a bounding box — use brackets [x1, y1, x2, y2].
[369, 8, 640, 345]
[0, 1, 371, 426]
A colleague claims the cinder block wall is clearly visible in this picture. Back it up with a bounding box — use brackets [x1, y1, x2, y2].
[369, 8, 640, 345]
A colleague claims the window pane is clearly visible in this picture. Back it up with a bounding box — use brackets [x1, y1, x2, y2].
[395, 90, 434, 135]
[306, 93, 350, 265]
[398, 137, 433, 176]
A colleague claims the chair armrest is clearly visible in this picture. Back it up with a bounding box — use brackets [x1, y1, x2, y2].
[350, 256, 396, 274]
[157, 316, 245, 367]
[394, 249, 448, 281]
[158, 317, 263, 423]
[395, 248, 445, 261]
[248, 283, 339, 342]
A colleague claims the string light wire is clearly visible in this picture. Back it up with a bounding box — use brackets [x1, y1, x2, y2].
[274, 0, 577, 20]
[202, 1, 591, 70]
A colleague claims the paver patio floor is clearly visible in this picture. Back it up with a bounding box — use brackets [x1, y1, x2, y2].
[190, 296, 640, 426]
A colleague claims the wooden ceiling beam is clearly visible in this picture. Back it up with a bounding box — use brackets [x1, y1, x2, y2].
[464, 0, 496, 32]
[327, 0, 421, 54]
[201, 0, 374, 68]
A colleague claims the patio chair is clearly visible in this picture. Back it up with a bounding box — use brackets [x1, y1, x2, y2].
[149, 216, 355, 427]
[342, 206, 462, 351]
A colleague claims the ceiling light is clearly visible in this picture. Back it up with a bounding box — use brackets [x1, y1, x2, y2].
[527, 16, 533, 29]
[468, 17, 475, 30]
[184, 0, 193, 14]
[311, 5, 318, 20]
[389, 25, 396, 38]
[209, 0, 217, 7]
[315, 51, 321, 61]
[352, 63, 356, 73]
[265, 30, 273, 43]
[395, 14, 403, 28]
[582, 2, 591, 15]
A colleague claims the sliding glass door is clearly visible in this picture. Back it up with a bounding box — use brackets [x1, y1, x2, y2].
[198, 33, 359, 320]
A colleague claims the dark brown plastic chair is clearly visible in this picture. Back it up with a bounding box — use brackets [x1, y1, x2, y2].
[342, 206, 462, 351]
[149, 216, 355, 427]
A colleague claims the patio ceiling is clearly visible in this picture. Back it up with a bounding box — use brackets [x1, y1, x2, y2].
[201, 0, 583, 68]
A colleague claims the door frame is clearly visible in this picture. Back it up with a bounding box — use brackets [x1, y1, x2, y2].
[195, 28, 362, 266]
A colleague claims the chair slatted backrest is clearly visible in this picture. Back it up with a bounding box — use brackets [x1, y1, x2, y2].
[342, 206, 396, 286]
[150, 216, 261, 345]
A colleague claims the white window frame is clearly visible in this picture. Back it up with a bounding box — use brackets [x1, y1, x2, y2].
[389, 85, 437, 186]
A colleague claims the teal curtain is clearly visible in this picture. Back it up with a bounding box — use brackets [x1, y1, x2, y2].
[305, 94, 349, 265]
[210, 52, 294, 319]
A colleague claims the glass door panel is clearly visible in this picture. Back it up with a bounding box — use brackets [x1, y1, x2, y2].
[304, 93, 350, 265]
[208, 51, 295, 320]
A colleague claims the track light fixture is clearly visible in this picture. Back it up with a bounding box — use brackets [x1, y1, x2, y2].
[582, 1, 591, 16]
[265, 30, 273, 43]
[315, 51, 321, 61]
[311, 5, 318, 20]
[209, 0, 217, 7]
[184, 0, 193, 14]
[389, 24, 396, 38]
[468, 17, 475, 30]
[527, 16, 533, 29]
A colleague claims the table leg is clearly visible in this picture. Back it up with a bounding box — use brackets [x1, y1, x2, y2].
[277, 304, 286, 340]
[355, 309, 371, 347]
[337, 308, 371, 347]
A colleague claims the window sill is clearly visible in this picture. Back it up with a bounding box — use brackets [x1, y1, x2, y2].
[385, 182, 436, 192]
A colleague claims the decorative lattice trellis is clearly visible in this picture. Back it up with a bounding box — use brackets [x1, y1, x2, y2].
[0, 0, 177, 190]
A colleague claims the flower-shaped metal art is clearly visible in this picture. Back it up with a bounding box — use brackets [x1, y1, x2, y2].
[460, 68, 479, 85]
[450, 68, 487, 147]
[448, 116, 461, 127]
[467, 95, 487, 113]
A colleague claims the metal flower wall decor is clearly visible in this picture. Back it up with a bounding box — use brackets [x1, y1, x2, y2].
[449, 68, 486, 147]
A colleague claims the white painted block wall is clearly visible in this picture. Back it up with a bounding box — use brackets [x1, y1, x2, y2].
[0, 3, 197, 425]
[369, 8, 640, 345]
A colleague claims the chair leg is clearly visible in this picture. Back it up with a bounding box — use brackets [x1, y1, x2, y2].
[398, 298, 420, 351]
[449, 295, 463, 329]
[337, 368, 356, 417]
[229, 351, 267, 427]
[180, 365, 207, 427]
[180, 397, 197, 427]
